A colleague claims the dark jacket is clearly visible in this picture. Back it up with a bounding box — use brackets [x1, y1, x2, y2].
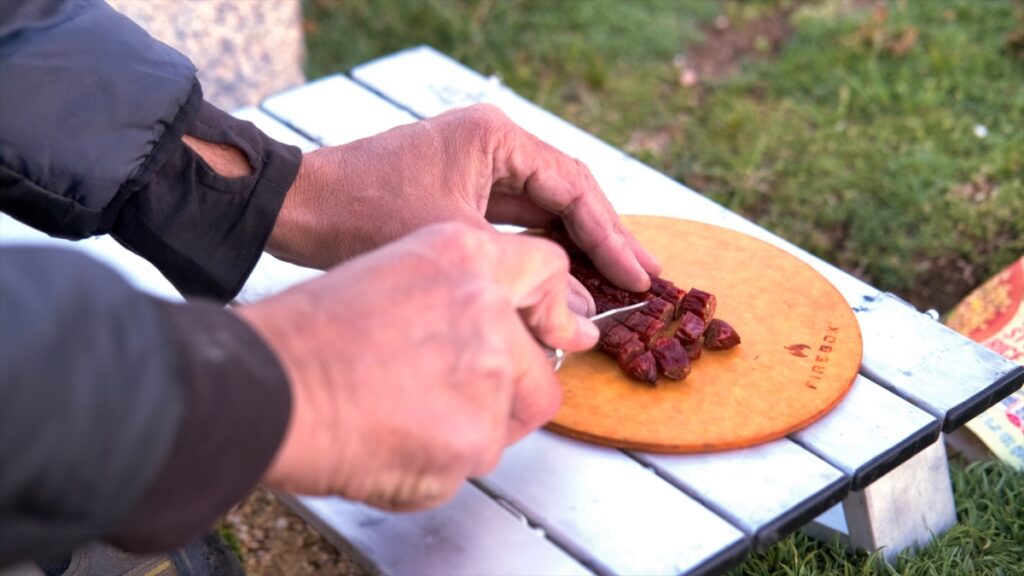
[1, 0, 299, 563]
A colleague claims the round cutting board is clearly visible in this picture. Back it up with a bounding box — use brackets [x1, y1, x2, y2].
[548, 216, 862, 452]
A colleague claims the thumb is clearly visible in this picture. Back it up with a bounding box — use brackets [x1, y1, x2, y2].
[490, 234, 599, 352]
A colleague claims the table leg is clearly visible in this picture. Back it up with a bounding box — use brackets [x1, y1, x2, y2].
[805, 435, 957, 564]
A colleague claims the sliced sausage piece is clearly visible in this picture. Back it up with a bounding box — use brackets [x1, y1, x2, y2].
[599, 324, 640, 356]
[682, 341, 703, 361]
[675, 311, 707, 344]
[660, 286, 687, 319]
[650, 337, 691, 381]
[615, 338, 647, 367]
[649, 276, 675, 297]
[623, 351, 658, 385]
[641, 297, 675, 324]
[680, 288, 717, 322]
[623, 312, 665, 345]
[704, 318, 741, 350]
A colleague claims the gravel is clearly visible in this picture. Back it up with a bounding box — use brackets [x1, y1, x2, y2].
[217, 488, 369, 576]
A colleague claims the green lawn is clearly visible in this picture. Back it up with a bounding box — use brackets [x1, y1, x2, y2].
[735, 459, 1024, 575]
[302, 1, 1024, 572]
[305, 0, 1024, 313]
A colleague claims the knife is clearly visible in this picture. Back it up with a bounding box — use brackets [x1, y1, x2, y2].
[547, 301, 648, 371]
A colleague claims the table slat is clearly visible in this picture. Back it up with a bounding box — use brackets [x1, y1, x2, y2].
[261, 75, 416, 146]
[480, 431, 748, 575]
[0, 214, 182, 301]
[281, 485, 592, 576]
[233, 106, 320, 152]
[855, 293, 1024, 431]
[790, 374, 940, 489]
[634, 438, 848, 551]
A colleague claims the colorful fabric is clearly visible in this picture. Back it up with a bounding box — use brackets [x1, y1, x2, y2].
[946, 257, 1024, 470]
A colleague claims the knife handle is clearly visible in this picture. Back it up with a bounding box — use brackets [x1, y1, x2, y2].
[545, 346, 565, 372]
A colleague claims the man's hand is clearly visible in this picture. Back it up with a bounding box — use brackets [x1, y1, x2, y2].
[267, 104, 661, 305]
[238, 223, 598, 510]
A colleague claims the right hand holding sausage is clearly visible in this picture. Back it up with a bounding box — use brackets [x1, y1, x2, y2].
[238, 223, 597, 511]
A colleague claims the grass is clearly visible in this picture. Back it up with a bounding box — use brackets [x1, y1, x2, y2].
[305, 0, 1024, 313]
[732, 460, 1024, 575]
[675, 0, 1024, 313]
[215, 524, 245, 564]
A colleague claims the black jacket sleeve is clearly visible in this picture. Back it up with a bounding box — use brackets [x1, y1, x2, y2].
[0, 247, 291, 565]
[0, 0, 302, 302]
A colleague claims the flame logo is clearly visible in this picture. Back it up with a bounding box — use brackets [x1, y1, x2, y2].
[785, 344, 811, 357]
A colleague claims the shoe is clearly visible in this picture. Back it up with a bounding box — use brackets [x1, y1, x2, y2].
[3, 531, 244, 576]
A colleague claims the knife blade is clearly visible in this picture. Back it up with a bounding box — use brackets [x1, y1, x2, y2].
[547, 301, 648, 371]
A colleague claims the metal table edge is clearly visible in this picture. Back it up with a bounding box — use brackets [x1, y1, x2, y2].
[274, 492, 384, 576]
[751, 475, 851, 553]
[467, 478, 608, 576]
[622, 450, 754, 538]
[255, 107, 327, 148]
[474, 468, 751, 576]
[686, 537, 750, 576]
[850, 418, 942, 490]
[943, 365, 1024, 432]
[347, 62, 431, 121]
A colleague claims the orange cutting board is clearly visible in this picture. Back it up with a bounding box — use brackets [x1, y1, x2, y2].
[548, 216, 862, 453]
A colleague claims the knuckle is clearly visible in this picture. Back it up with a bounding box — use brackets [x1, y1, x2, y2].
[458, 279, 507, 317]
[422, 221, 494, 263]
[460, 104, 513, 148]
[463, 102, 509, 128]
[572, 157, 595, 179]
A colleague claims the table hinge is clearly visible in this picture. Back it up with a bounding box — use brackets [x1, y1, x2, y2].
[883, 292, 939, 321]
[495, 497, 547, 538]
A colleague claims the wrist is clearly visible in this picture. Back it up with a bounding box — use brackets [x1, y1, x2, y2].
[235, 300, 334, 493]
[182, 134, 252, 177]
[265, 151, 321, 266]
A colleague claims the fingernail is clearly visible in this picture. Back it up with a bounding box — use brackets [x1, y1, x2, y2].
[567, 291, 590, 316]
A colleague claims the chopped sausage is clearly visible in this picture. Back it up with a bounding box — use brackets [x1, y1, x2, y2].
[649, 276, 675, 297]
[615, 338, 647, 366]
[675, 311, 707, 344]
[660, 286, 687, 319]
[623, 312, 665, 345]
[623, 351, 658, 384]
[600, 324, 640, 356]
[704, 319, 741, 350]
[681, 288, 717, 322]
[650, 337, 692, 380]
[641, 297, 675, 324]
[682, 341, 703, 361]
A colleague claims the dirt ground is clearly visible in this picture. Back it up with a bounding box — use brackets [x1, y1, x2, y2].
[217, 489, 367, 576]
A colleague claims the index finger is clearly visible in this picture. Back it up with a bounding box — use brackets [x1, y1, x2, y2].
[504, 132, 662, 291]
